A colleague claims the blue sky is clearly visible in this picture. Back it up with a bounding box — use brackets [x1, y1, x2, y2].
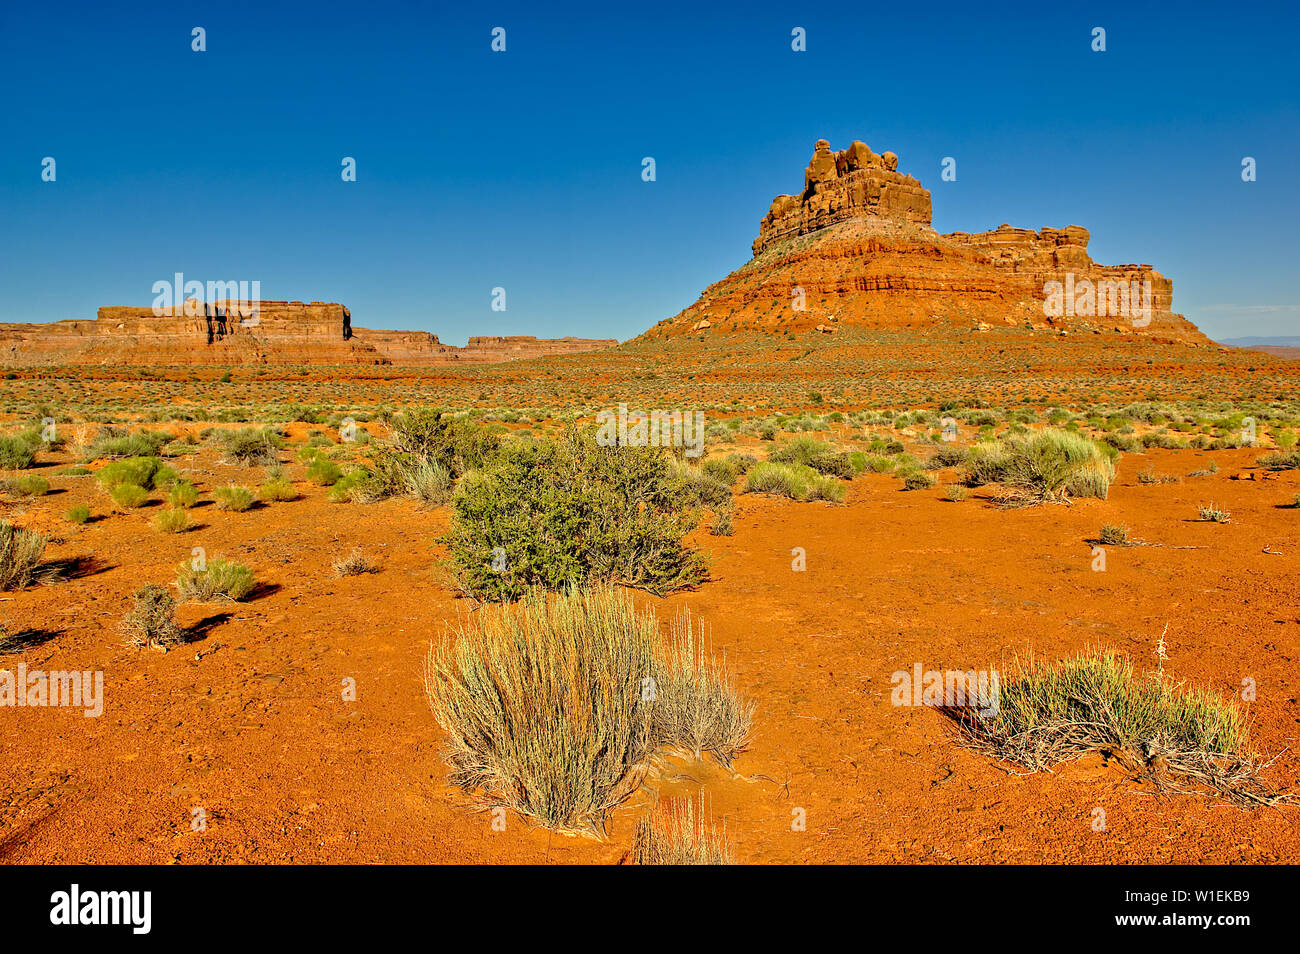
[2, 0, 1297, 344]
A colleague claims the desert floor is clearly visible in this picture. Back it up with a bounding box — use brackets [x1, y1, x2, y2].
[2, 435, 1297, 864]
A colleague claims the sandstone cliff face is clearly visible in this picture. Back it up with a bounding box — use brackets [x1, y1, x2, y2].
[647, 139, 1209, 347]
[0, 300, 617, 366]
[754, 139, 932, 255]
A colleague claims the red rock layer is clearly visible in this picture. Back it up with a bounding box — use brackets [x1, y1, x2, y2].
[0, 301, 616, 366]
[644, 140, 1209, 347]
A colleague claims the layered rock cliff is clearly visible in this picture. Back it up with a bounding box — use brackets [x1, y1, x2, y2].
[0, 300, 616, 366]
[645, 139, 1209, 346]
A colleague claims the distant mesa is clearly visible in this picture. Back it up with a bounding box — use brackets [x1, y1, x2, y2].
[644, 138, 1211, 346]
[0, 300, 616, 366]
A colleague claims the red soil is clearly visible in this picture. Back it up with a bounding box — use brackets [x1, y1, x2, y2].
[3, 444, 1296, 863]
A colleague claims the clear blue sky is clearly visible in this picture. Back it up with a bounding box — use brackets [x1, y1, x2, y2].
[2, 0, 1297, 344]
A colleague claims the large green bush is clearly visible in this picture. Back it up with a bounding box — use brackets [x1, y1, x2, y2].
[444, 429, 708, 601]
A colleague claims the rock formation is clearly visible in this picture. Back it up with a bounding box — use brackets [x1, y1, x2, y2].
[0, 300, 616, 366]
[645, 139, 1209, 346]
[754, 139, 932, 255]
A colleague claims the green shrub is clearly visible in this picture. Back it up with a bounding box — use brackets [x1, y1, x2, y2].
[365, 411, 500, 502]
[403, 457, 451, 505]
[667, 460, 733, 509]
[212, 427, 285, 465]
[444, 429, 707, 602]
[925, 446, 969, 470]
[151, 464, 181, 489]
[213, 485, 255, 512]
[306, 457, 342, 486]
[152, 508, 192, 533]
[81, 428, 169, 460]
[770, 435, 831, 467]
[259, 477, 298, 502]
[1099, 523, 1129, 545]
[744, 461, 812, 499]
[1, 475, 50, 497]
[0, 436, 36, 469]
[110, 483, 150, 509]
[902, 470, 937, 491]
[960, 429, 1115, 501]
[958, 651, 1272, 803]
[805, 473, 848, 502]
[807, 451, 855, 479]
[64, 505, 91, 525]
[326, 470, 370, 503]
[96, 456, 163, 490]
[0, 521, 48, 590]
[168, 481, 199, 508]
[699, 453, 754, 485]
[176, 558, 256, 601]
[1257, 450, 1300, 470]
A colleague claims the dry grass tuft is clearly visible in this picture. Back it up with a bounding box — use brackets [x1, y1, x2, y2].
[121, 584, 184, 649]
[424, 587, 655, 835]
[424, 586, 753, 836]
[632, 794, 734, 865]
[0, 521, 51, 591]
[954, 650, 1288, 806]
[651, 610, 753, 766]
[333, 547, 380, 577]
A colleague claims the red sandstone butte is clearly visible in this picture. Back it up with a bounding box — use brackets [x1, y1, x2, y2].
[642, 139, 1209, 346]
[0, 300, 616, 366]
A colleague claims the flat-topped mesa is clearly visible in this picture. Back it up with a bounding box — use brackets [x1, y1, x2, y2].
[753, 139, 932, 255]
[97, 300, 355, 344]
[0, 299, 617, 366]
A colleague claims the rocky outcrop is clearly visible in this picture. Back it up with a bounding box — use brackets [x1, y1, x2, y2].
[0, 300, 617, 366]
[646, 139, 1210, 347]
[753, 139, 932, 255]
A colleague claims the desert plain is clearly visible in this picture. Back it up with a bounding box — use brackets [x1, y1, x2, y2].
[2, 139, 1298, 865]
